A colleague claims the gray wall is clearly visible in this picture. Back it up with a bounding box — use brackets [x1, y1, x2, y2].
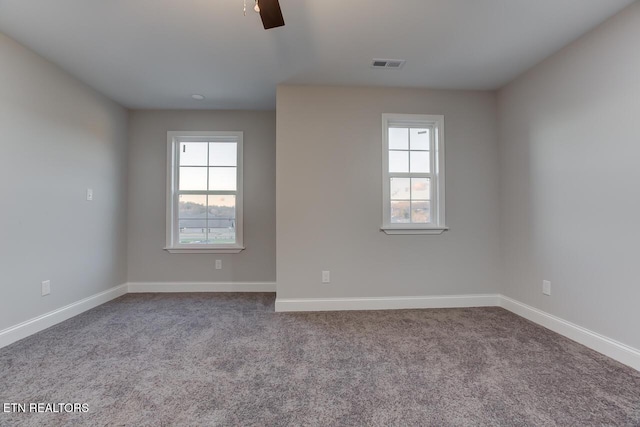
[127, 110, 276, 283]
[0, 33, 129, 330]
[497, 2, 640, 349]
[276, 85, 500, 299]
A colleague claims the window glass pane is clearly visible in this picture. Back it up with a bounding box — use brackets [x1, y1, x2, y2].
[389, 128, 409, 150]
[179, 167, 208, 190]
[207, 228, 236, 245]
[410, 151, 430, 173]
[208, 167, 237, 191]
[410, 128, 430, 151]
[390, 178, 410, 200]
[207, 195, 236, 244]
[209, 142, 237, 167]
[179, 195, 207, 219]
[389, 151, 409, 173]
[411, 201, 431, 223]
[390, 201, 411, 223]
[179, 142, 208, 166]
[411, 178, 431, 200]
[208, 195, 235, 221]
[178, 219, 207, 244]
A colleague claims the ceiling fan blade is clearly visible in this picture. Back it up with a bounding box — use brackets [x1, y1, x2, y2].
[259, 0, 285, 30]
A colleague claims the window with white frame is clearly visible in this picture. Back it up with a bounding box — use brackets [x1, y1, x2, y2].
[381, 114, 447, 234]
[165, 131, 244, 253]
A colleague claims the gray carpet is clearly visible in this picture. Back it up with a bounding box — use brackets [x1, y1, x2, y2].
[1, 293, 639, 426]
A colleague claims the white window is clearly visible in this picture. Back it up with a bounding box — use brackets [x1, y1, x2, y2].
[165, 131, 244, 253]
[381, 114, 448, 235]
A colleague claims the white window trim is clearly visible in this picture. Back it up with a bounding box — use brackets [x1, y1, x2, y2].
[381, 114, 448, 235]
[165, 131, 245, 254]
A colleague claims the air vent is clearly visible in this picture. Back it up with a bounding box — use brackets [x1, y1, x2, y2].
[371, 59, 406, 69]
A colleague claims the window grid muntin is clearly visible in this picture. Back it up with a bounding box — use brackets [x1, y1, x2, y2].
[388, 123, 435, 225]
[175, 139, 239, 246]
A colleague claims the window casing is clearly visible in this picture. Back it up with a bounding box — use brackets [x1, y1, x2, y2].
[165, 131, 244, 253]
[381, 114, 447, 234]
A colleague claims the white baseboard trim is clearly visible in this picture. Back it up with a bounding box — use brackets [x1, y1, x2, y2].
[0, 283, 128, 350]
[499, 295, 640, 372]
[2, 284, 637, 372]
[275, 292, 639, 371]
[127, 282, 277, 293]
[275, 294, 501, 313]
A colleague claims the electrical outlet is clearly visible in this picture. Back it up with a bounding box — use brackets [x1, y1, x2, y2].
[86, 188, 93, 201]
[215, 259, 222, 270]
[322, 271, 330, 284]
[542, 280, 551, 296]
[42, 280, 51, 296]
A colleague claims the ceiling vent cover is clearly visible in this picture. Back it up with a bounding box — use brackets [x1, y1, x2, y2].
[371, 59, 406, 69]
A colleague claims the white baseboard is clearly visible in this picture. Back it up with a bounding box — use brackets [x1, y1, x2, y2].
[2, 284, 637, 372]
[275, 292, 639, 371]
[499, 296, 640, 372]
[275, 294, 501, 312]
[0, 283, 128, 349]
[127, 282, 277, 293]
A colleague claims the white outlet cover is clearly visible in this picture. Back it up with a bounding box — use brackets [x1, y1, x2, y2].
[322, 271, 330, 284]
[42, 280, 51, 296]
[86, 188, 94, 201]
[542, 280, 551, 296]
[215, 260, 222, 270]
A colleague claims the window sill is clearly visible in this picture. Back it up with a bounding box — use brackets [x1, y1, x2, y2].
[381, 226, 449, 235]
[164, 246, 245, 254]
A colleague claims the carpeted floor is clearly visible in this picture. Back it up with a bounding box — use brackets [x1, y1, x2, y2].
[1, 293, 639, 426]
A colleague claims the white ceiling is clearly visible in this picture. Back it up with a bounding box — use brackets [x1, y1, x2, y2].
[0, 0, 635, 110]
